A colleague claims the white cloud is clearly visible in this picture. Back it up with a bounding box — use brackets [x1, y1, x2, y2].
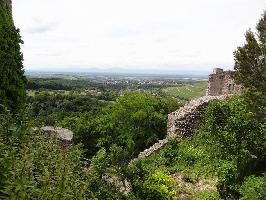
[13, 0, 265, 73]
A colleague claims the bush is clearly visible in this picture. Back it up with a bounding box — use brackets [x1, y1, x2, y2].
[201, 92, 266, 197]
[203, 93, 265, 167]
[239, 175, 266, 200]
[217, 161, 239, 198]
[139, 170, 177, 200]
[195, 191, 221, 200]
[0, 111, 92, 199]
[61, 92, 180, 160]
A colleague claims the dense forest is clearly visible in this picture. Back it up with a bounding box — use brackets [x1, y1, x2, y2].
[0, 0, 265, 199]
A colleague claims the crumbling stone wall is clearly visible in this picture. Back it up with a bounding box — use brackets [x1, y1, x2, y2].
[137, 139, 168, 159]
[133, 95, 230, 160]
[207, 68, 241, 96]
[134, 95, 235, 160]
[221, 73, 242, 95]
[131, 68, 242, 160]
[167, 95, 230, 138]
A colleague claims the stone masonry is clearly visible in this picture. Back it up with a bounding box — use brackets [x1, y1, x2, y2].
[134, 68, 240, 160]
[207, 68, 241, 96]
[134, 95, 232, 160]
[167, 95, 230, 138]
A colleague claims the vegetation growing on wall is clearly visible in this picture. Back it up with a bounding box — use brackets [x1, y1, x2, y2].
[0, 1, 265, 199]
[128, 91, 265, 199]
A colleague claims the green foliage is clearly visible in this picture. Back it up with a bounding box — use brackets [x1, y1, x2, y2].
[138, 170, 177, 200]
[199, 93, 266, 197]
[216, 161, 239, 198]
[239, 175, 266, 200]
[195, 191, 221, 200]
[88, 147, 129, 200]
[27, 92, 107, 126]
[59, 92, 179, 159]
[0, 0, 27, 114]
[88, 92, 179, 158]
[233, 10, 266, 94]
[203, 94, 266, 162]
[128, 92, 265, 199]
[95, 92, 164, 149]
[0, 111, 92, 199]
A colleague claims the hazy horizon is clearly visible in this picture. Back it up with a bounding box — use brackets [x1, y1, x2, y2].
[25, 66, 212, 76]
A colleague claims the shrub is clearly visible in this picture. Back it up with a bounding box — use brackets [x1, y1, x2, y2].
[196, 191, 221, 200]
[140, 170, 177, 200]
[201, 93, 266, 197]
[217, 161, 239, 198]
[0, 111, 92, 199]
[239, 175, 266, 200]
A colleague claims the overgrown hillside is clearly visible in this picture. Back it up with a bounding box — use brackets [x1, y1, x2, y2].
[0, 0, 265, 199]
[127, 91, 265, 199]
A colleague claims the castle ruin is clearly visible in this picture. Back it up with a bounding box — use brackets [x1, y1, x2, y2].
[167, 68, 241, 139]
[134, 68, 242, 160]
[206, 68, 241, 96]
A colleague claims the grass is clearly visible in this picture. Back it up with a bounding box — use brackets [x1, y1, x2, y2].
[132, 137, 219, 199]
[163, 81, 208, 100]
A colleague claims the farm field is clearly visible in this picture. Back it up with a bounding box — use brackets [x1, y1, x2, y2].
[163, 81, 208, 100]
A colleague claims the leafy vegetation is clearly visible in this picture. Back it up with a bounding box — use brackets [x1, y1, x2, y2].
[58, 92, 180, 158]
[139, 170, 178, 200]
[234, 10, 266, 94]
[27, 91, 109, 126]
[239, 175, 266, 200]
[0, 109, 130, 200]
[0, 0, 26, 114]
[0, 111, 90, 199]
[0, 1, 265, 199]
[127, 91, 265, 199]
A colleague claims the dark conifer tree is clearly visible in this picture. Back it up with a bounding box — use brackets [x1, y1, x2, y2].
[0, 0, 26, 113]
[234, 10, 266, 94]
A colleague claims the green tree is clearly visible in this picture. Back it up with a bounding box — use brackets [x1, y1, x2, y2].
[0, 0, 26, 113]
[233, 10, 266, 94]
[87, 92, 179, 159]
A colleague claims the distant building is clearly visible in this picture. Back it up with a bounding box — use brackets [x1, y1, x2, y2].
[207, 68, 242, 96]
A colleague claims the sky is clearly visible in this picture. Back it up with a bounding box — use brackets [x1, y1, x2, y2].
[13, 0, 265, 74]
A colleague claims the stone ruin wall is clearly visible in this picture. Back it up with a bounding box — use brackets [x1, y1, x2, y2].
[134, 68, 241, 160]
[168, 68, 241, 139]
[133, 95, 231, 161]
[221, 73, 242, 95]
[167, 95, 230, 139]
[207, 68, 242, 96]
